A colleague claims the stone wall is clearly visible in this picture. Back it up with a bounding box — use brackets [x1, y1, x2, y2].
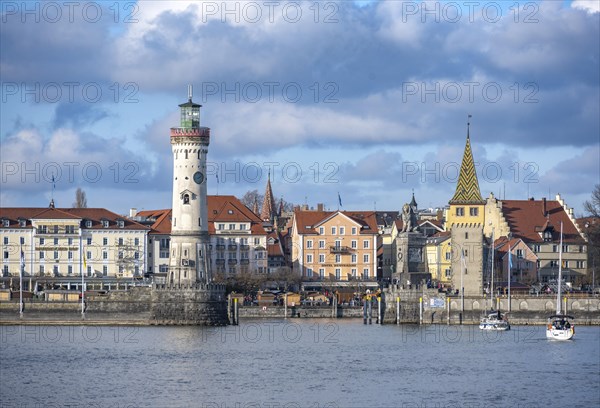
[0, 284, 228, 325]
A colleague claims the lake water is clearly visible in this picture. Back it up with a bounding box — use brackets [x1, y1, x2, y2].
[1, 320, 599, 408]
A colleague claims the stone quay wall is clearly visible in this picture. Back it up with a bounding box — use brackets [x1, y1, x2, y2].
[381, 286, 600, 325]
[0, 284, 228, 326]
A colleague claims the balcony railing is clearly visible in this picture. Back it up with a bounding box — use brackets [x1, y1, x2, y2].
[330, 246, 352, 254]
[240, 245, 250, 251]
[228, 259, 238, 265]
[215, 245, 226, 250]
[228, 245, 237, 251]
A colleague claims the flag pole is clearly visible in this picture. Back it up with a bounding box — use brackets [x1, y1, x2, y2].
[80, 228, 85, 318]
[508, 240, 512, 312]
[19, 244, 24, 318]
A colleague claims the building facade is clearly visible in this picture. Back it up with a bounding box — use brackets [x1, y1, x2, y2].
[1, 206, 148, 279]
[290, 210, 379, 283]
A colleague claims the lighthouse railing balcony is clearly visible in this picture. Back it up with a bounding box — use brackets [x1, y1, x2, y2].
[170, 127, 210, 137]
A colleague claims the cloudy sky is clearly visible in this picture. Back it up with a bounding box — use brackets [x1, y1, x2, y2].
[1, 0, 599, 216]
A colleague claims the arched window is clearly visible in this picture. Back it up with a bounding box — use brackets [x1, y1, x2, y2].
[183, 194, 190, 204]
[185, 149, 188, 159]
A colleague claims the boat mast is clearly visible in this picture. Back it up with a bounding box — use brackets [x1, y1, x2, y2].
[491, 229, 495, 310]
[556, 222, 563, 315]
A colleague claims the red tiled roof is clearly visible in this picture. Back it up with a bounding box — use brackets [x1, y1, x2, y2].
[137, 196, 266, 236]
[0, 207, 149, 230]
[294, 210, 378, 235]
[501, 199, 584, 244]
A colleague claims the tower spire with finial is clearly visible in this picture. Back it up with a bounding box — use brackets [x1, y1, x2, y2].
[188, 84, 193, 102]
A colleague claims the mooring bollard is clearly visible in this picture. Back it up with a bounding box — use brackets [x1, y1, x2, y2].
[368, 299, 373, 324]
[447, 297, 450, 326]
[419, 297, 423, 325]
[363, 298, 368, 324]
[396, 296, 400, 325]
[377, 296, 381, 324]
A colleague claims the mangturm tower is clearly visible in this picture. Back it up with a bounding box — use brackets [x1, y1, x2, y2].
[447, 118, 486, 296]
[169, 86, 210, 285]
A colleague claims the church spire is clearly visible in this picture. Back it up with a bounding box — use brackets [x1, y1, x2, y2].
[449, 117, 484, 205]
[260, 171, 277, 222]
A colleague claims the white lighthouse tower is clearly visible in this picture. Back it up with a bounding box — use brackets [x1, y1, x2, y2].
[168, 86, 210, 285]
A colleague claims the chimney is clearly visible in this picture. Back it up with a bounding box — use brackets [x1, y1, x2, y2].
[542, 198, 546, 217]
[130, 208, 138, 218]
[317, 203, 324, 212]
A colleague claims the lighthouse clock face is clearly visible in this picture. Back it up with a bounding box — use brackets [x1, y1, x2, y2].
[193, 171, 204, 184]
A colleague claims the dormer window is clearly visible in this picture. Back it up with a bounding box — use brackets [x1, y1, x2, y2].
[102, 220, 109, 228]
[85, 220, 92, 228]
[543, 229, 553, 242]
[228, 210, 234, 214]
[118, 220, 125, 228]
[18, 219, 26, 228]
[2, 219, 9, 227]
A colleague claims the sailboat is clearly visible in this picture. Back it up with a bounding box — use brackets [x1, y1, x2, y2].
[479, 230, 510, 331]
[546, 222, 575, 340]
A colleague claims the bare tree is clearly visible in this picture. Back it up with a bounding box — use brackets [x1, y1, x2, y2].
[583, 184, 600, 217]
[240, 190, 263, 212]
[73, 188, 88, 208]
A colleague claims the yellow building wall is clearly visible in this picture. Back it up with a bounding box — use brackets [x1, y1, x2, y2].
[446, 204, 485, 230]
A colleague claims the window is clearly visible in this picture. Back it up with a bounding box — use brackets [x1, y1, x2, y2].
[68, 265, 73, 275]
[54, 238, 59, 245]
[306, 240, 313, 249]
[2, 220, 9, 227]
[363, 240, 369, 249]
[3, 251, 8, 260]
[102, 220, 109, 228]
[39, 225, 47, 233]
[218, 224, 225, 230]
[103, 265, 108, 276]
[68, 251, 73, 260]
[335, 268, 341, 280]
[465, 232, 469, 239]
[2, 237, 7, 245]
[363, 254, 369, 263]
[53, 265, 59, 276]
[319, 254, 325, 263]
[351, 240, 357, 249]
[87, 238, 92, 245]
[39, 265, 44, 274]
[351, 254, 357, 263]
[240, 224, 246, 231]
[445, 252, 451, 261]
[335, 254, 341, 263]
[53, 225, 59, 234]
[103, 251, 108, 260]
[254, 238, 260, 245]
[550, 260, 558, 267]
[39, 238, 44, 245]
[307, 268, 313, 278]
[552, 245, 558, 253]
[68, 238, 73, 245]
[118, 251, 123, 260]
[319, 240, 325, 249]
[87, 266, 92, 276]
[579, 245, 585, 253]
[39, 251, 44, 259]
[183, 194, 190, 204]
[20, 237, 24, 245]
[456, 207, 464, 216]
[54, 251, 59, 260]
[516, 249, 523, 259]
[229, 224, 235, 230]
[134, 252, 139, 260]
[85, 220, 92, 228]
[533, 245, 541, 253]
[118, 220, 125, 228]
[469, 207, 478, 216]
[306, 254, 313, 263]
[86, 251, 92, 260]
[352, 227, 358, 235]
[339, 227, 345, 235]
[2, 265, 7, 275]
[445, 268, 451, 277]
[118, 238, 123, 246]
[562, 245, 568, 253]
[351, 268, 357, 278]
[103, 238, 108, 246]
[65, 225, 74, 234]
[563, 261, 569, 268]
[319, 227, 324, 235]
[363, 268, 369, 279]
[576, 261, 585, 268]
[331, 226, 336, 235]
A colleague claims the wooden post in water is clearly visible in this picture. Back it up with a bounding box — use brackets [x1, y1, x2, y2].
[368, 297, 373, 324]
[419, 297, 423, 325]
[447, 297, 450, 325]
[363, 297, 368, 324]
[396, 296, 400, 325]
[284, 293, 288, 320]
[377, 296, 381, 324]
[233, 297, 239, 325]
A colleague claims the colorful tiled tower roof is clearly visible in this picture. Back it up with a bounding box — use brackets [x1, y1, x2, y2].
[449, 126, 485, 205]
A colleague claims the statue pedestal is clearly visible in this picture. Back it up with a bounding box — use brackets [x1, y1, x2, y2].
[394, 232, 430, 286]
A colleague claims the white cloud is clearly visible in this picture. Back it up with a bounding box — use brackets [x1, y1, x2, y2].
[572, 0, 600, 14]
